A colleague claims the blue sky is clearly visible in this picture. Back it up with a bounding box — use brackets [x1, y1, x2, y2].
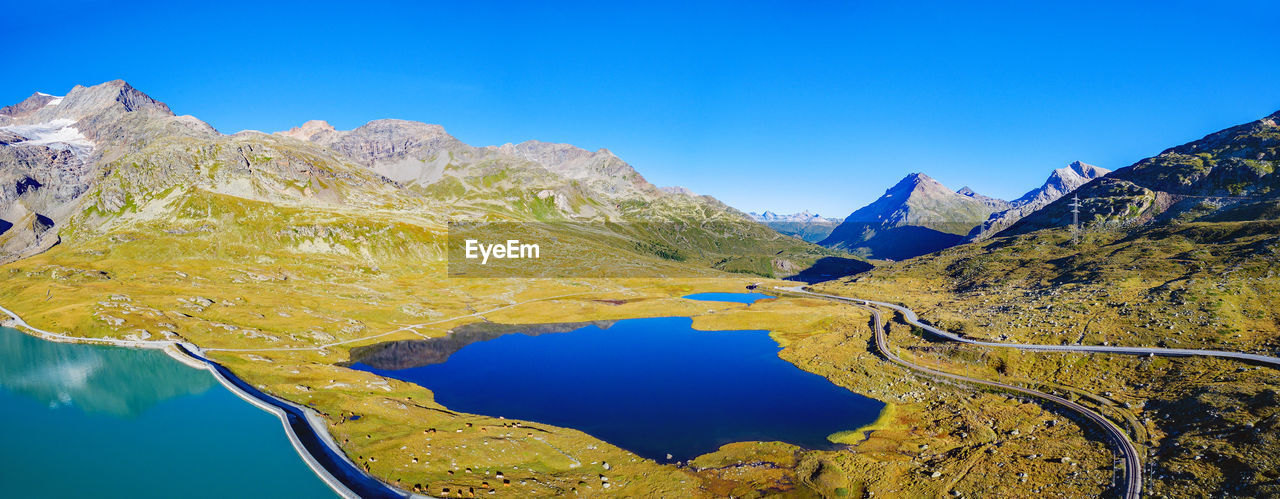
[5, 1, 1279, 215]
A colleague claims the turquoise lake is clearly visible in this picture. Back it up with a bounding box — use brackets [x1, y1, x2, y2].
[0, 326, 336, 498]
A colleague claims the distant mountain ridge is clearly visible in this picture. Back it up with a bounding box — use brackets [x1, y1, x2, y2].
[956, 186, 1013, 211]
[749, 210, 823, 221]
[748, 211, 842, 243]
[275, 119, 654, 201]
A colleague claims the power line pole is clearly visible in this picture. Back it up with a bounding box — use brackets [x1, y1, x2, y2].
[1069, 194, 1081, 245]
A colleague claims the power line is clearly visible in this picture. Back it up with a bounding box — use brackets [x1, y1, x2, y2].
[1070, 194, 1081, 245]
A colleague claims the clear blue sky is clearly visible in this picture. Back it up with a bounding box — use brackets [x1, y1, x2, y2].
[5, 1, 1279, 216]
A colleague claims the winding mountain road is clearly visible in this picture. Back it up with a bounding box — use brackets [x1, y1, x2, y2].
[777, 286, 1150, 498]
[779, 286, 1280, 368]
[0, 303, 171, 349]
[781, 284, 1280, 498]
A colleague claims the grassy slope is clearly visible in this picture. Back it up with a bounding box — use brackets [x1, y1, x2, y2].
[0, 178, 1119, 497]
[816, 223, 1280, 496]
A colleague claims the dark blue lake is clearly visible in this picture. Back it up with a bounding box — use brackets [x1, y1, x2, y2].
[349, 316, 882, 462]
[683, 292, 775, 305]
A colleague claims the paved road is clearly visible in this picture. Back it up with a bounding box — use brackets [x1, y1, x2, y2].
[0, 303, 171, 349]
[780, 287, 1280, 368]
[778, 286, 1142, 499]
[175, 344, 408, 499]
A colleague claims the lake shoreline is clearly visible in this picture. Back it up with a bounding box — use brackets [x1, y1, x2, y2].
[0, 302, 412, 499]
[355, 312, 883, 463]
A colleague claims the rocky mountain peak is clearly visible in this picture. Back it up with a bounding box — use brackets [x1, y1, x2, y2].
[899, 172, 933, 186]
[1005, 110, 1280, 236]
[0, 93, 58, 118]
[819, 172, 1003, 259]
[1, 80, 798, 268]
[660, 185, 697, 196]
[968, 161, 1110, 241]
[276, 120, 337, 141]
[62, 80, 173, 116]
[269, 117, 656, 198]
[749, 210, 843, 243]
[884, 172, 948, 198]
[498, 140, 599, 165]
[357, 119, 448, 135]
[273, 118, 465, 169]
[1058, 161, 1108, 181]
[1, 80, 172, 130]
[495, 140, 653, 197]
[1035, 161, 1109, 201]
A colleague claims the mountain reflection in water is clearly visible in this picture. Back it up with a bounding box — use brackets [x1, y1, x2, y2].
[347, 320, 618, 370]
[0, 327, 214, 417]
[349, 317, 884, 462]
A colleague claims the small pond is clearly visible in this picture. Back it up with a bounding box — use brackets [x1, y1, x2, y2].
[682, 292, 775, 305]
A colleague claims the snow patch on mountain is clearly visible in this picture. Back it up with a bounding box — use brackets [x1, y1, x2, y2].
[1, 118, 94, 156]
[749, 210, 834, 222]
[35, 92, 65, 107]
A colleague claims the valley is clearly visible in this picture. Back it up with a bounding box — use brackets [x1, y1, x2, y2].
[1, 78, 1278, 499]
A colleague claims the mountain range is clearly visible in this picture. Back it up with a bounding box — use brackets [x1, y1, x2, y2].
[4, 80, 1277, 280]
[967, 161, 1110, 240]
[747, 211, 842, 243]
[816, 108, 1280, 499]
[808, 108, 1280, 498]
[0, 80, 844, 278]
[814, 161, 1110, 260]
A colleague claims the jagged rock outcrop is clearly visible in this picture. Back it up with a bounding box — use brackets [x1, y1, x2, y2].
[277, 119, 470, 187]
[491, 141, 653, 198]
[276, 120, 659, 201]
[968, 161, 1110, 240]
[283, 119, 467, 167]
